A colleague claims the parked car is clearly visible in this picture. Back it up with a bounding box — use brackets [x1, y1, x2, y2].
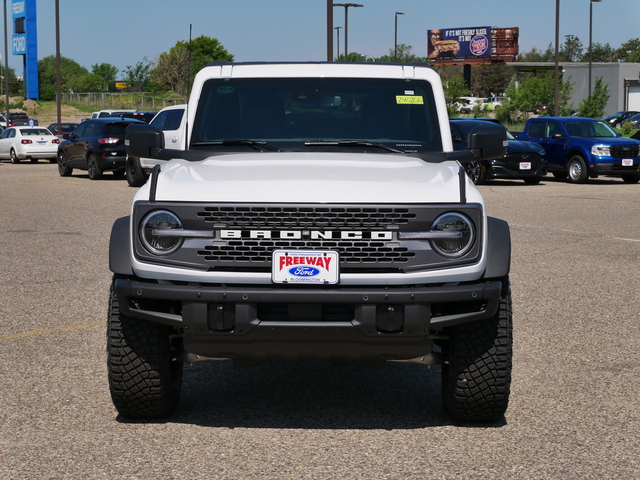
[125, 104, 186, 187]
[0, 126, 59, 163]
[603, 111, 639, 128]
[47, 122, 80, 139]
[56, 117, 144, 180]
[91, 109, 137, 119]
[518, 116, 640, 183]
[624, 112, 640, 129]
[0, 111, 31, 128]
[451, 118, 547, 184]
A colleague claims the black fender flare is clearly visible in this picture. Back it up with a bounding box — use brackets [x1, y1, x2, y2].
[484, 216, 511, 279]
[109, 216, 133, 275]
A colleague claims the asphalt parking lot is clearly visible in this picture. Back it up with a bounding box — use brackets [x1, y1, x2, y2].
[1, 162, 639, 479]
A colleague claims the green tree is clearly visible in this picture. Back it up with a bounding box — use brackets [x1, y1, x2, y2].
[123, 58, 152, 92]
[151, 36, 234, 96]
[518, 44, 555, 62]
[471, 64, 512, 98]
[576, 77, 610, 118]
[91, 63, 118, 91]
[67, 74, 107, 93]
[38, 55, 89, 100]
[581, 42, 617, 63]
[500, 72, 573, 121]
[618, 38, 640, 62]
[335, 52, 368, 62]
[443, 76, 471, 117]
[374, 44, 421, 63]
[560, 35, 584, 62]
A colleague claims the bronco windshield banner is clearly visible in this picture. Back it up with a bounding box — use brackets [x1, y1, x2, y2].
[427, 26, 492, 60]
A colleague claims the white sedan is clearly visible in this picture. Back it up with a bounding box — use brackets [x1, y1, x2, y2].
[0, 126, 60, 163]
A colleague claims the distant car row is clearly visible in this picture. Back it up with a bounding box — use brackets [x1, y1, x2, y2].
[4, 109, 639, 187]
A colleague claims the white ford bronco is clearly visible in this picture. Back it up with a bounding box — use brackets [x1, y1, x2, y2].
[108, 62, 512, 423]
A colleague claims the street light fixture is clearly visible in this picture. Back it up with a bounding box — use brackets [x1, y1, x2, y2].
[394, 12, 404, 62]
[334, 26, 342, 61]
[589, 0, 602, 96]
[333, 3, 363, 62]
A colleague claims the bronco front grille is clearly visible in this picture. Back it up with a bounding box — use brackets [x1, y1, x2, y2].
[196, 206, 416, 228]
[132, 202, 484, 273]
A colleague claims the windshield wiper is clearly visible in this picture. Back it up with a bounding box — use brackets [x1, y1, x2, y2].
[304, 140, 404, 153]
[191, 139, 280, 151]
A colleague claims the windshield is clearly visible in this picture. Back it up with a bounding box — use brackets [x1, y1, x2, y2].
[190, 77, 443, 154]
[563, 120, 618, 138]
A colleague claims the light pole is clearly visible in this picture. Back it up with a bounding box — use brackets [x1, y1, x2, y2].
[394, 12, 404, 62]
[554, 0, 560, 116]
[589, 0, 602, 96]
[334, 26, 342, 61]
[333, 3, 363, 62]
[3, 0, 9, 126]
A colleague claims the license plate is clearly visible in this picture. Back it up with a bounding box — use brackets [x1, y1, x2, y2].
[272, 250, 339, 284]
[622, 159, 633, 167]
[519, 162, 532, 170]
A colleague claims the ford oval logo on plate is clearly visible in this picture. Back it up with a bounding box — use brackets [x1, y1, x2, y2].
[289, 266, 320, 277]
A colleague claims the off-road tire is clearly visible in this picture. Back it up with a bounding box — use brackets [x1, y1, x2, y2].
[567, 155, 588, 184]
[464, 160, 486, 185]
[441, 280, 512, 423]
[57, 151, 72, 176]
[10, 149, 19, 164]
[87, 152, 103, 180]
[107, 280, 183, 419]
[125, 156, 147, 187]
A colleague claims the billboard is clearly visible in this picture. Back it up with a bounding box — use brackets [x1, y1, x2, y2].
[12, 0, 39, 100]
[428, 26, 492, 61]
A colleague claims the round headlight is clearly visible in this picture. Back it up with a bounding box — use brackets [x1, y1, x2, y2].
[430, 212, 475, 257]
[140, 210, 183, 255]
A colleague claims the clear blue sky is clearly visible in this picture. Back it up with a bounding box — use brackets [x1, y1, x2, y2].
[4, 0, 640, 76]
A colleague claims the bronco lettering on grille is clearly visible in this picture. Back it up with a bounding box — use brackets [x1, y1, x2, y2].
[219, 230, 393, 240]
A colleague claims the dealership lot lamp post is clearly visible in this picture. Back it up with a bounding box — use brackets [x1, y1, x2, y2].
[554, 0, 560, 116]
[335, 26, 342, 60]
[394, 12, 404, 61]
[333, 3, 363, 62]
[589, 0, 602, 96]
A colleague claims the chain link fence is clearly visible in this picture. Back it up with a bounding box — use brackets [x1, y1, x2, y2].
[60, 93, 187, 111]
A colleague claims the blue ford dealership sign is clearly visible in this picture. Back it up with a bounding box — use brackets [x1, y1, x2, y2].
[12, 0, 39, 100]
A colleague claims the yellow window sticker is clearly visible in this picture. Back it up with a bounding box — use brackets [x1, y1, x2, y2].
[396, 95, 424, 105]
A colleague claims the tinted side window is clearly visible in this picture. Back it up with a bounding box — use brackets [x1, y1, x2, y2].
[165, 110, 184, 131]
[150, 111, 168, 130]
[528, 121, 544, 137]
[74, 123, 86, 137]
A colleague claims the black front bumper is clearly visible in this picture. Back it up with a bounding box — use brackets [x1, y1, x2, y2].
[114, 278, 504, 363]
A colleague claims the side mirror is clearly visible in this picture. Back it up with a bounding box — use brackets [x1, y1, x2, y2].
[125, 123, 165, 158]
[466, 123, 507, 160]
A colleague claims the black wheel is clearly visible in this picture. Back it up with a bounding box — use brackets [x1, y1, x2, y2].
[567, 155, 588, 183]
[523, 177, 541, 185]
[441, 280, 512, 423]
[10, 149, 19, 164]
[622, 173, 640, 184]
[87, 152, 103, 180]
[464, 160, 486, 185]
[57, 150, 72, 176]
[107, 280, 183, 419]
[125, 156, 148, 187]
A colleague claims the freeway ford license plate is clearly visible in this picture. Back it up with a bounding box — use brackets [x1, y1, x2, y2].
[272, 250, 339, 284]
[519, 162, 532, 170]
[622, 159, 633, 167]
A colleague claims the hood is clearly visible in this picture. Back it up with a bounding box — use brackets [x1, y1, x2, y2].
[507, 139, 545, 155]
[135, 152, 480, 204]
[576, 136, 640, 146]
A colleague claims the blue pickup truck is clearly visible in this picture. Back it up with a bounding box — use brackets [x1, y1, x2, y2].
[518, 117, 640, 184]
